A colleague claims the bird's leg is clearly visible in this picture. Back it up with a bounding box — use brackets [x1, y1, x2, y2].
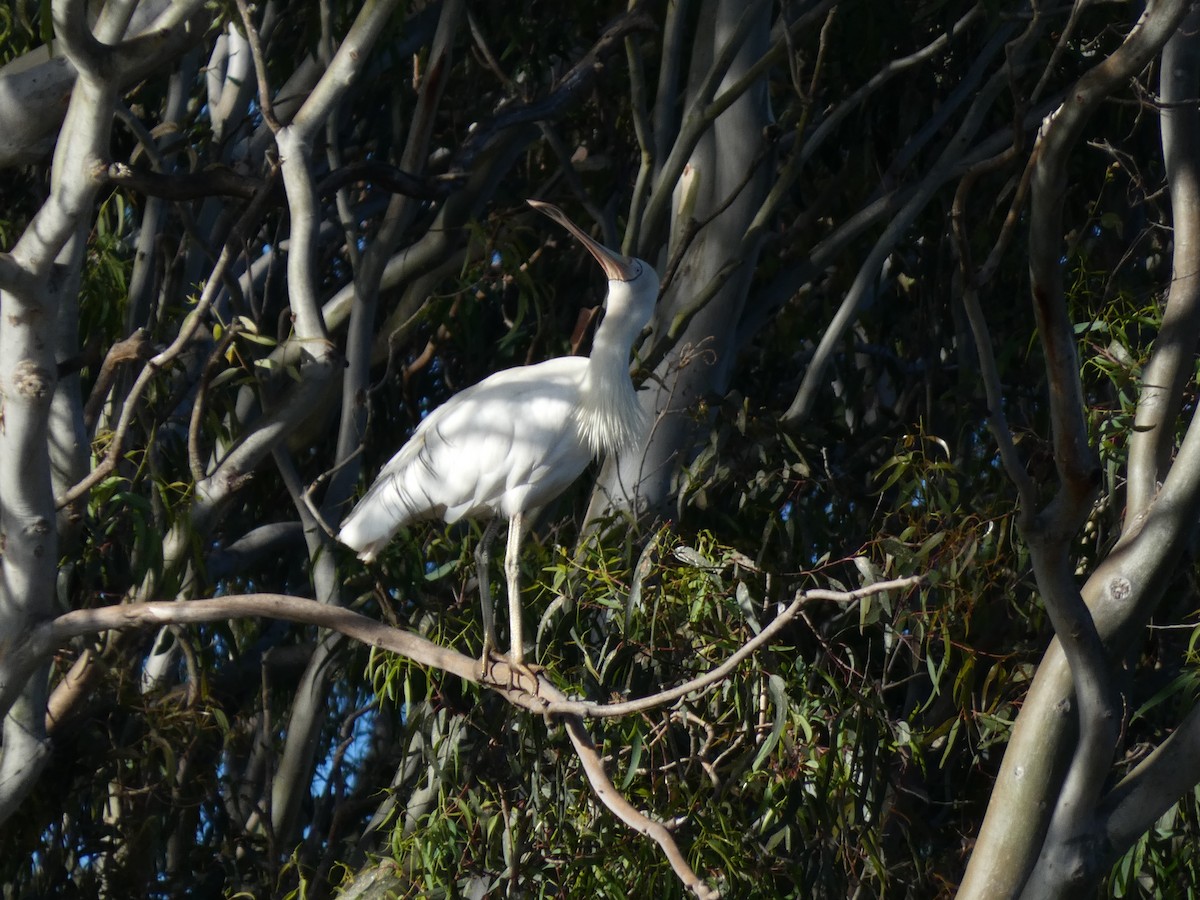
[475, 518, 502, 680]
[505, 512, 526, 666]
[503, 512, 543, 691]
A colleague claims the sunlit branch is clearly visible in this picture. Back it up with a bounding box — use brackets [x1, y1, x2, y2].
[56, 174, 281, 510]
[1127, 13, 1200, 521]
[19, 590, 758, 898]
[638, 0, 834, 255]
[540, 575, 923, 718]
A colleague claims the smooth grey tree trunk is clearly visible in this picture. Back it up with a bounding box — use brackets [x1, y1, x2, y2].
[588, 0, 772, 523]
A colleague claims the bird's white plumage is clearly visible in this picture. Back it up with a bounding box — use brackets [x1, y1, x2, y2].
[337, 200, 658, 668]
[338, 357, 596, 561]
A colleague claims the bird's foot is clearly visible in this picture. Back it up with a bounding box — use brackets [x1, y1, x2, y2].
[478, 639, 544, 693]
[479, 652, 543, 694]
[477, 643, 507, 684]
[504, 657, 545, 695]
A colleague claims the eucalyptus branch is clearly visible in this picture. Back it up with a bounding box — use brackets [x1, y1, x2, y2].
[1026, 0, 1189, 528]
[1100, 695, 1200, 858]
[111, 104, 244, 313]
[105, 161, 262, 200]
[1127, 11, 1200, 520]
[105, 159, 442, 203]
[451, 8, 656, 173]
[17, 591, 728, 897]
[289, 0, 405, 146]
[746, 3, 983, 252]
[188, 323, 242, 484]
[537, 123, 612, 242]
[1013, 17, 1196, 889]
[51, 0, 110, 80]
[638, 0, 835, 256]
[82, 328, 153, 435]
[657, 137, 772, 311]
[233, 0, 281, 132]
[540, 576, 923, 718]
[13, 574, 919, 896]
[57, 0, 210, 87]
[783, 64, 1011, 430]
[56, 173, 281, 510]
[1021, 547, 1120, 892]
[650, 0, 687, 165]
[466, 6, 512, 87]
[0, 254, 34, 295]
[274, 129, 330, 345]
[206, 23, 250, 140]
[963, 9, 1197, 894]
[622, 25, 656, 255]
[951, 155, 1038, 508]
[557, 708, 719, 900]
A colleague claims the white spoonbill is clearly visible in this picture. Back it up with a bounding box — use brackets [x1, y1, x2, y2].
[337, 200, 659, 673]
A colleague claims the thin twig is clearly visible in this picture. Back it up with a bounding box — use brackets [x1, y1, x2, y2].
[189, 322, 242, 484]
[56, 167, 281, 510]
[21, 591, 727, 896]
[233, 0, 281, 132]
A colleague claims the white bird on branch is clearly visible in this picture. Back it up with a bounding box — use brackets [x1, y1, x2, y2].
[338, 200, 659, 676]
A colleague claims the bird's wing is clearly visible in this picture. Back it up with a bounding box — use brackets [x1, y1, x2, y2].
[338, 358, 594, 559]
[415, 357, 593, 521]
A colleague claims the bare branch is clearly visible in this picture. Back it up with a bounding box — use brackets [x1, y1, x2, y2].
[1026, 0, 1189, 531]
[451, 8, 657, 172]
[558, 707, 719, 900]
[540, 575, 923, 718]
[189, 324, 241, 484]
[1100, 697, 1200, 863]
[0, 254, 34, 295]
[289, 0, 406, 147]
[952, 154, 1038, 508]
[56, 171, 281, 510]
[638, 0, 835, 256]
[82, 328, 153, 434]
[1128, 10, 1200, 519]
[233, 0, 282, 132]
[782, 60, 1014, 430]
[15, 590, 751, 898]
[964, 8, 1197, 895]
[51, 0, 110, 80]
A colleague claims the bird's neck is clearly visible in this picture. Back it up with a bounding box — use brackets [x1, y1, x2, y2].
[576, 305, 647, 458]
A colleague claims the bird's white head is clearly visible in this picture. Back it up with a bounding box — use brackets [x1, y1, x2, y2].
[527, 199, 658, 456]
[527, 199, 659, 332]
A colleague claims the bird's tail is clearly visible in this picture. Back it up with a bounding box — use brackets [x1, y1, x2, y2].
[336, 472, 416, 562]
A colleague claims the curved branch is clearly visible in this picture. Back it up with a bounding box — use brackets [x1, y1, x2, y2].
[16, 590, 735, 897]
[1127, 9, 1200, 520]
[557, 707, 719, 900]
[0, 253, 34, 295]
[539, 575, 923, 718]
[51, 0, 110, 80]
[963, 8, 1197, 894]
[1100, 694, 1200, 863]
[289, 0, 405, 146]
[1027, 0, 1189, 524]
[782, 62, 1013, 430]
[56, 175, 280, 510]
